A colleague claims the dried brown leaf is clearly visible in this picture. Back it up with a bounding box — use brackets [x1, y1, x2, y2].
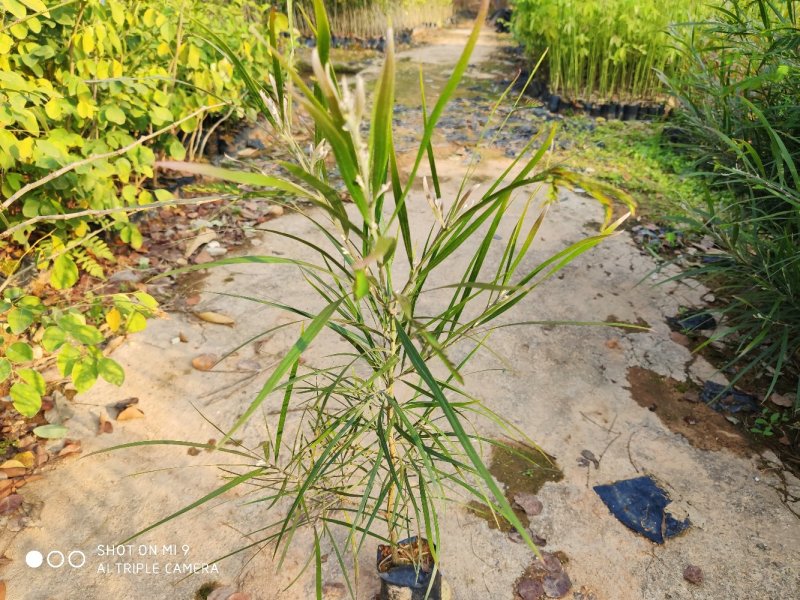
[0, 460, 25, 470]
[195, 311, 235, 326]
[184, 229, 217, 258]
[99, 413, 114, 434]
[117, 407, 145, 421]
[58, 441, 82, 457]
[770, 394, 793, 408]
[12, 452, 34, 468]
[112, 397, 139, 411]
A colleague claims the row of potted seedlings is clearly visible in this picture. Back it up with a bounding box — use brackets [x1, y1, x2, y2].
[298, 28, 415, 51]
[547, 94, 667, 121]
[511, 76, 667, 121]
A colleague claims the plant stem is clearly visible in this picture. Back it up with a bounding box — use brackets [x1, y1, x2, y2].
[384, 316, 400, 564]
[385, 401, 400, 563]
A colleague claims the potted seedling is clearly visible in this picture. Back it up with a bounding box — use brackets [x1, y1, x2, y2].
[110, 1, 634, 597]
[621, 103, 639, 121]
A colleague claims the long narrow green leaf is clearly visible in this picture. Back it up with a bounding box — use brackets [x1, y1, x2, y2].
[156, 161, 314, 200]
[311, 0, 331, 65]
[121, 468, 265, 544]
[314, 530, 323, 600]
[274, 352, 301, 461]
[369, 30, 395, 201]
[220, 299, 344, 445]
[395, 322, 540, 557]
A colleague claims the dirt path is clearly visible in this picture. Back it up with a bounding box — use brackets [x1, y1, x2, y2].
[3, 25, 799, 600]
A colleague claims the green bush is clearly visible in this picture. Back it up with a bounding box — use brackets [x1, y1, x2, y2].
[115, 1, 636, 587]
[665, 0, 799, 196]
[1, 0, 273, 252]
[511, 0, 706, 101]
[664, 0, 800, 408]
[0, 0, 277, 418]
[0, 285, 158, 417]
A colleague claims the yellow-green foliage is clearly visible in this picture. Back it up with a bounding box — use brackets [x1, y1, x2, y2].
[0, 284, 159, 418]
[0, 0, 277, 419]
[0, 0, 273, 257]
[511, 0, 708, 101]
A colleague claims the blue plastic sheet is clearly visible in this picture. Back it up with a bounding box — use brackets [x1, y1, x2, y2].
[701, 381, 759, 414]
[594, 476, 691, 543]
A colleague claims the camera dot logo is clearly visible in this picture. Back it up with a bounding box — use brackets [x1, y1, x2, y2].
[25, 549, 86, 569]
[25, 550, 44, 568]
[68, 551, 87, 568]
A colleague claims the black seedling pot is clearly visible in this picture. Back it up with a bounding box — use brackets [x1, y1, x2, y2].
[589, 103, 601, 117]
[528, 80, 545, 99]
[667, 310, 717, 333]
[548, 94, 561, 113]
[598, 103, 610, 119]
[377, 537, 449, 600]
[621, 104, 639, 121]
[608, 102, 621, 119]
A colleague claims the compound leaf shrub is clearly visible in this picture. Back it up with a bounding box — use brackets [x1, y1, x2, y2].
[0, 0, 279, 418]
[1, 0, 274, 248]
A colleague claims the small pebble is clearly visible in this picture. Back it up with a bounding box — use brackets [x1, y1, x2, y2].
[543, 571, 572, 598]
[517, 578, 544, 600]
[514, 492, 543, 517]
[191, 354, 218, 371]
[683, 564, 704, 585]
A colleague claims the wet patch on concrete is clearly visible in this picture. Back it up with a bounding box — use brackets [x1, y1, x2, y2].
[467, 441, 563, 531]
[626, 366, 751, 455]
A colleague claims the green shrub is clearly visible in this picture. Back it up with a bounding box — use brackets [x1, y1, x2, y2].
[0, 0, 277, 418]
[664, 0, 800, 408]
[665, 0, 799, 196]
[511, 0, 707, 101]
[0, 285, 158, 417]
[1, 0, 273, 255]
[114, 0, 635, 589]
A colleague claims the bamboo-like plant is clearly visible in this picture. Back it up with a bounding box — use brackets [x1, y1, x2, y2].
[113, 0, 634, 596]
[662, 0, 800, 410]
[292, 0, 453, 39]
[512, 0, 706, 102]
